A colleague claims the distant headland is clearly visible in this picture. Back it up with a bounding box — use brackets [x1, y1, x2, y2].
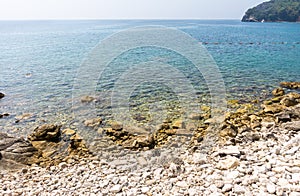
[242, 0, 300, 22]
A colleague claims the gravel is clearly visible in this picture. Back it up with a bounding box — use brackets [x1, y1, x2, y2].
[0, 124, 300, 195]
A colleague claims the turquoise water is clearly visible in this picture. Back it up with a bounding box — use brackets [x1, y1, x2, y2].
[0, 20, 299, 138]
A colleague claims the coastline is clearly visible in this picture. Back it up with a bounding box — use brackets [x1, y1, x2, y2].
[1, 82, 300, 195]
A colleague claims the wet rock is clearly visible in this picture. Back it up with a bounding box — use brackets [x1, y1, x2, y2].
[263, 104, 286, 114]
[62, 129, 76, 136]
[272, 88, 285, 97]
[0, 92, 5, 99]
[80, 95, 95, 103]
[157, 123, 170, 131]
[69, 133, 87, 152]
[189, 113, 203, 120]
[280, 97, 298, 107]
[172, 120, 184, 129]
[280, 81, 300, 89]
[110, 121, 123, 131]
[28, 124, 61, 142]
[84, 118, 102, 127]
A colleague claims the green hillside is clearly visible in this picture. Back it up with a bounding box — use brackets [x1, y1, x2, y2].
[242, 0, 300, 22]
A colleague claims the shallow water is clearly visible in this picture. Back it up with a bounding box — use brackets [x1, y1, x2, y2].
[0, 20, 299, 139]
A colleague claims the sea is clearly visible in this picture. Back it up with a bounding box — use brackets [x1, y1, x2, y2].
[0, 20, 299, 140]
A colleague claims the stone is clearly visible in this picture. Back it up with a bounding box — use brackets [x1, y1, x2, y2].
[222, 184, 233, 193]
[141, 187, 149, 193]
[276, 113, 291, 123]
[216, 156, 239, 170]
[192, 153, 207, 164]
[176, 181, 189, 188]
[172, 120, 184, 129]
[280, 81, 300, 89]
[0, 133, 38, 165]
[110, 184, 122, 193]
[218, 146, 240, 157]
[28, 124, 61, 141]
[0, 92, 5, 99]
[84, 118, 102, 127]
[110, 121, 123, 131]
[15, 113, 33, 121]
[282, 121, 300, 131]
[189, 113, 203, 120]
[280, 97, 298, 107]
[62, 129, 76, 136]
[137, 157, 148, 166]
[267, 183, 276, 194]
[81, 95, 95, 103]
[263, 104, 286, 114]
[234, 185, 245, 194]
[272, 88, 285, 97]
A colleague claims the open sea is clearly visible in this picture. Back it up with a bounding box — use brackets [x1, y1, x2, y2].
[0, 20, 299, 140]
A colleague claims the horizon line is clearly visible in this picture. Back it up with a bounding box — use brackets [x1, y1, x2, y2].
[0, 18, 242, 21]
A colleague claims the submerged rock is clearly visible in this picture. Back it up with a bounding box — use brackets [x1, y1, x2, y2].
[80, 95, 95, 103]
[84, 117, 102, 127]
[15, 113, 34, 122]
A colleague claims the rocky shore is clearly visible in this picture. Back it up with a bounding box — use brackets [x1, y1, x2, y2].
[0, 83, 300, 195]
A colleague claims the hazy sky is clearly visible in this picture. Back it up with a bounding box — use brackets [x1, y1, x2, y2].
[0, 0, 266, 20]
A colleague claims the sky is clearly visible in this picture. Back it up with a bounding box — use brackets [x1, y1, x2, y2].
[0, 0, 266, 20]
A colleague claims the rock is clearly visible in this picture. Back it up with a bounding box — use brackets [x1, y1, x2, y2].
[110, 121, 123, 131]
[110, 184, 122, 193]
[157, 123, 170, 130]
[218, 146, 240, 157]
[141, 187, 150, 193]
[0, 92, 5, 99]
[233, 185, 245, 194]
[272, 88, 285, 97]
[222, 184, 233, 193]
[28, 124, 61, 141]
[84, 118, 102, 127]
[80, 95, 95, 103]
[282, 121, 300, 131]
[280, 97, 298, 107]
[70, 133, 87, 150]
[0, 133, 38, 165]
[137, 157, 148, 166]
[176, 181, 189, 188]
[219, 127, 237, 138]
[275, 113, 291, 123]
[267, 183, 276, 194]
[192, 153, 207, 164]
[261, 121, 275, 128]
[189, 113, 203, 120]
[216, 156, 239, 170]
[172, 120, 184, 129]
[15, 113, 33, 121]
[62, 129, 76, 136]
[263, 104, 286, 114]
[280, 81, 300, 89]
